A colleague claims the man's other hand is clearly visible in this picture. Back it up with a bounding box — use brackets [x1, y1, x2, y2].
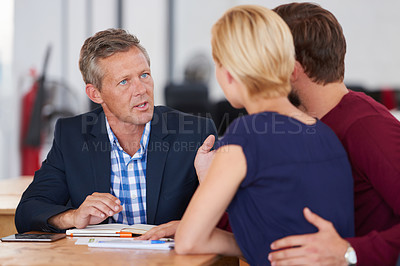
[72, 192, 122, 228]
[268, 207, 349, 266]
[194, 135, 216, 183]
[48, 192, 122, 229]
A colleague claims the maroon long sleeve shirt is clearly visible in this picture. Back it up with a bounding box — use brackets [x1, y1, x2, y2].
[322, 90, 400, 265]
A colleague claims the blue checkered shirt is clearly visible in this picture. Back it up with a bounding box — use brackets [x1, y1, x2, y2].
[106, 118, 151, 225]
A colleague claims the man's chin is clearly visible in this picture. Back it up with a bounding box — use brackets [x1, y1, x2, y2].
[129, 113, 153, 126]
[119, 106, 154, 126]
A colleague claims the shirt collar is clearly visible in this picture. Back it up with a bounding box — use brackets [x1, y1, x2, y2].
[105, 117, 151, 159]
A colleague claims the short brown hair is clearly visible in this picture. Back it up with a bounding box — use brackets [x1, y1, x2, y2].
[273, 2, 346, 85]
[212, 5, 295, 98]
[79, 28, 150, 89]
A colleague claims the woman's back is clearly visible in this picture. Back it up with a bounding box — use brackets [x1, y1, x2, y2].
[174, 5, 354, 265]
[217, 112, 354, 265]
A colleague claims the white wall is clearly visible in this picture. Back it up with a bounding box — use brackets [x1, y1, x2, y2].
[329, 0, 400, 89]
[0, 0, 17, 180]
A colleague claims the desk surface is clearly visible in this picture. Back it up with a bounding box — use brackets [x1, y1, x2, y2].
[0, 176, 33, 214]
[0, 176, 33, 195]
[0, 178, 238, 265]
[0, 236, 231, 266]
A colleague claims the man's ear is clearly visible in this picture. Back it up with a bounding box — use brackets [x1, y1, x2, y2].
[291, 61, 303, 83]
[85, 84, 103, 104]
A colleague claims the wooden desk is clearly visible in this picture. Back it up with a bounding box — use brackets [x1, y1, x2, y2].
[0, 236, 238, 265]
[0, 176, 33, 237]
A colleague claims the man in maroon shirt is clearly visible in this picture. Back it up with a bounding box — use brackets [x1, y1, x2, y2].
[269, 3, 400, 265]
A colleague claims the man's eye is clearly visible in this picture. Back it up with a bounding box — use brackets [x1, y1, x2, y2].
[140, 73, 149, 78]
[119, 79, 127, 85]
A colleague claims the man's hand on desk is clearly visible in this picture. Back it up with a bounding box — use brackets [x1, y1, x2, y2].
[48, 192, 122, 229]
[137, 221, 180, 240]
[195, 135, 216, 183]
[268, 207, 349, 266]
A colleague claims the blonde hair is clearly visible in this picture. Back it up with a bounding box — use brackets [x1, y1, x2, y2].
[211, 5, 295, 98]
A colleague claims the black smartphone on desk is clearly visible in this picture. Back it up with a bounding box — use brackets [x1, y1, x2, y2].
[1, 233, 66, 242]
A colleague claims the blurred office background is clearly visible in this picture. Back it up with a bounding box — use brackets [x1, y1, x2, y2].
[0, 0, 400, 180]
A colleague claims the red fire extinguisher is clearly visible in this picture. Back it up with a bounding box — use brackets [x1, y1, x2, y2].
[20, 68, 40, 175]
[20, 46, 51, 175]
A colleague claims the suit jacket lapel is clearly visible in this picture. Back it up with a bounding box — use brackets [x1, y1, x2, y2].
[84, 107, 170, 224]
[86, 110, 111, 193]
[146, 107, 170, 224]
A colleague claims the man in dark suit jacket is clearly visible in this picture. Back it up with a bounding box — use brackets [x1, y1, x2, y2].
[15, 28, 216, 233]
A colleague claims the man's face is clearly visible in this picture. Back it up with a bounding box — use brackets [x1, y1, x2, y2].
[97, 47, 154, 126]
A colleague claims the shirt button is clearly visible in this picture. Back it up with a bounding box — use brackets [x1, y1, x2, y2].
[128, 164, 133, 170]
[132, 194, 137, 199]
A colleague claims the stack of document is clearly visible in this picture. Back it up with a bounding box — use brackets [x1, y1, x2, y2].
[68, 224, 174, 250]
[66, 223, 155, 237]
[87, 238, 174, 250]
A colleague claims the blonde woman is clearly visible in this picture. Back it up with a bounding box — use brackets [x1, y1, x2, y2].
[174, 5, 354, 265]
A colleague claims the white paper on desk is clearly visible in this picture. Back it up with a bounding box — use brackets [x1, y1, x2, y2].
[74, 237, 111, 245]
[73, 237, 174, 246]
[88, 239, 174, 250]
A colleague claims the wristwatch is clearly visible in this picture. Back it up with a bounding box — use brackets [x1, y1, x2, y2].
[344, 243, 357, 265]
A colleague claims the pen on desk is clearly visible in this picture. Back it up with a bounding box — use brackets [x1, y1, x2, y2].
[68, 232, 133, 237]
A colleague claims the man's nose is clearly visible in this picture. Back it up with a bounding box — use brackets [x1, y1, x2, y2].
[132, 79, 146, 96]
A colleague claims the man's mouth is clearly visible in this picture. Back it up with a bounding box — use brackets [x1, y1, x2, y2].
[134, 102, 148, 109]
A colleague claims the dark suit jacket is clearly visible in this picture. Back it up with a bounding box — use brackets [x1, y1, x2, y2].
[15, 106, 217, 233]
